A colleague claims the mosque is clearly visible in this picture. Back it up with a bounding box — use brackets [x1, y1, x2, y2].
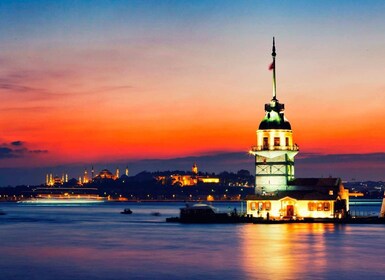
[46, 173, 68, 186]
[45, 166, 129, 186]
[246, 38, 350, 220]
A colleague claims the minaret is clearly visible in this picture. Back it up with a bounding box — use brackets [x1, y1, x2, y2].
[250, 38, 299, 194]
[83, 169, 89, 184]
[125, 166, 129, 176]
[116, 168, 120, 179]
[91, 166, 95, 180]
[192, 163, 198, 175]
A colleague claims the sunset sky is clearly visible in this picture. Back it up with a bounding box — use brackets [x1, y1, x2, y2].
[1, 1, 385, 185]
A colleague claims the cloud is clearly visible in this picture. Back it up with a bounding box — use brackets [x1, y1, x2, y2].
[93, 85, 134, 94]
[0, 68, 134, 101]
[29, 149, 48, 154]
[0, 70, 49, 94]
[0, 75, 56, 102]
[0, 80, 41, 93]
[0, 151, 384, 186]
[294, 152, 385, 181]
[0, 66, 81, 100]
[0, 141, 48, 159]
[0, 147, 17, 159]
[122, 152, 385, 182]
[0, 106, 50, 113]
[297, 152, 385, 164]
[11, 141, 24, 146]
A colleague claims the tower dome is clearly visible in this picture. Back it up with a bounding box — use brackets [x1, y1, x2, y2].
[258, 98, 291, 130]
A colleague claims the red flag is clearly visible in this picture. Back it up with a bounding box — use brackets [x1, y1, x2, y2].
[269, 61, 274, 70]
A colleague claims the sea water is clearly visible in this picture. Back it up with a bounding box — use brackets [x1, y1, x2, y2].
[1, 201, 384, 280]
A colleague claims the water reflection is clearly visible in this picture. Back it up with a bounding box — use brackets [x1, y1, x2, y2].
[240, 224, 339, 279]
[1, 203, 385, 280]
[239, 223, 385, 280]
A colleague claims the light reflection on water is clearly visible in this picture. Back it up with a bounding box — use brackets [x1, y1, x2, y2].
[240, 223, 385, 280]
[0, 202, 385, 280]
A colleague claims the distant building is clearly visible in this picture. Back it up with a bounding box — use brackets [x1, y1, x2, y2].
[45, 166, 127, 186]
[93, 169, 118, 181]
[155, 163, 220, 187]
[247, 39, 349, 220]
[46, 173, 68, 186]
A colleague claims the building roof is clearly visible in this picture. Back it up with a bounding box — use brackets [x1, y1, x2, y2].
[288, 178, 341, 187]
[246, 178, 344, 201]
[286, 178, 342, 192]
[246, 189, 339, 201]
[98, 169, 114, 176]
[93, 169, 117, 180]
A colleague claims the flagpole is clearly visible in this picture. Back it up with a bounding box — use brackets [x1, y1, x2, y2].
[272, 37, 277, 100]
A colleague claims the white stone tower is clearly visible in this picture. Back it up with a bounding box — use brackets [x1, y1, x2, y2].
[250, 38, 299, 194]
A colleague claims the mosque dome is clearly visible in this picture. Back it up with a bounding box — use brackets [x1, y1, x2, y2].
[96, 169, 116, 179]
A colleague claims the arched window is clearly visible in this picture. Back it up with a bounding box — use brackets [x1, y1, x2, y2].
[250, 202, 256, 211]
[258, 202, 264, 211]
[324, 202, 330, 211]
[308, 202, 315, 211]
[265, 201, 271, 211]
[317, 203, 323, 211]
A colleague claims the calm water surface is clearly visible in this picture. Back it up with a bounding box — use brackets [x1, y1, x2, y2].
[1, 202, 384, 280]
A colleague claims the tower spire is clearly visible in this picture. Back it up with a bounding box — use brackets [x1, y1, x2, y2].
[272, 37, 277, 100]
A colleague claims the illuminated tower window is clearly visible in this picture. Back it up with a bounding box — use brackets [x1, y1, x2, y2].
[263, 137, 269, 149]
[274, 137, 280, 147]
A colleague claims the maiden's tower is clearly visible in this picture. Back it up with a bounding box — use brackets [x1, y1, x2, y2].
[247, 39, 349, 220]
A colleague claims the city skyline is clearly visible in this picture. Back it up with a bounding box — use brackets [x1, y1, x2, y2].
[1, 1, 385, 185]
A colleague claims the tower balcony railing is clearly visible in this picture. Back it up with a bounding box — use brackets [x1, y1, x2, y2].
[250, 144, 299, 152]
